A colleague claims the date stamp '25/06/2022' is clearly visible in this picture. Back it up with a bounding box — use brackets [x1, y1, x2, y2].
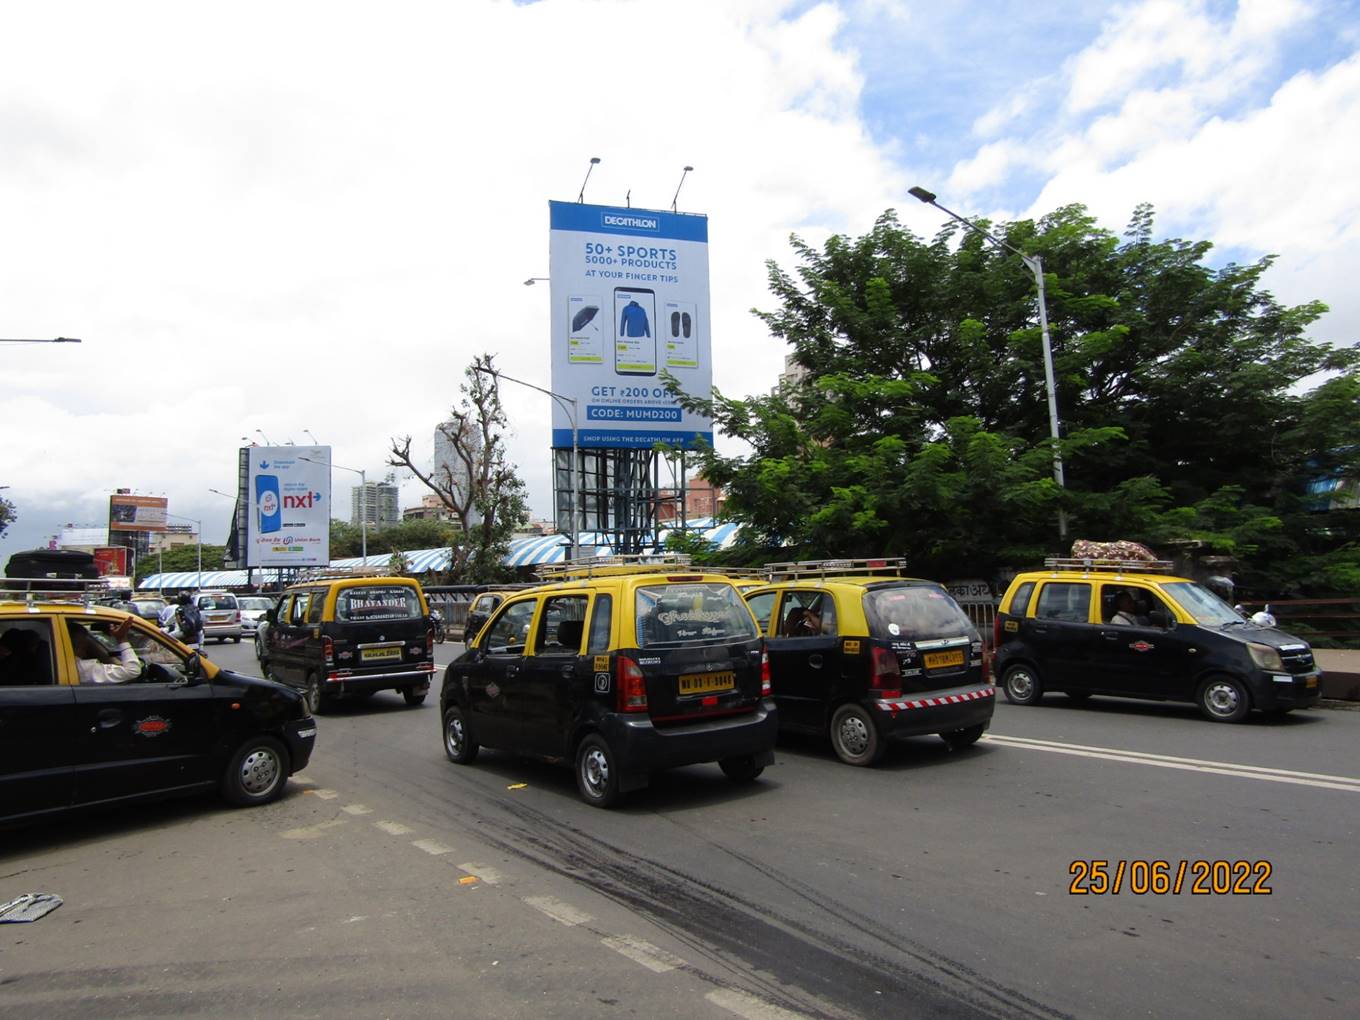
[1069, 860, 1273, 895]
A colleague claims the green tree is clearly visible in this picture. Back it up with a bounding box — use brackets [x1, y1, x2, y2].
[669, 205, 1359, 590]
[135, 544, 226, 583]
[390, 353, 528, 583]
[0, 491, 14, 539]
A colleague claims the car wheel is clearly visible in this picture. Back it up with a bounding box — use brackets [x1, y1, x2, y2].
[940, 723, 987, 751]
[442, 705, 479, 764]
[233, 636, 242, 644]
[1002, 664, 1043, 706]
[575, 733, 622, 807]
[221, 735, 290, 807]
[402, 688, 427, 706]
[303, 673, 324, 716]
[829, 703, 886, 766]
[718, 755, 765, 783]
[1197, 675, 1250, 723]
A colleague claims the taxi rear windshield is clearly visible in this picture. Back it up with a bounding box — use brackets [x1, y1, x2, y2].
[336, 586, 422, 622]
[635, 583, 759, 648]
[864, 585, 975, 641]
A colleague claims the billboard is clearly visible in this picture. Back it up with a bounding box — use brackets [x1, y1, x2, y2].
[92, 546, 130, 577]
[109, 494, 168, 533]
[548, 201, 714, 449]
[244, 446, 331, 567]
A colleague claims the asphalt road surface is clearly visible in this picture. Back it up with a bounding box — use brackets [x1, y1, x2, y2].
[3, 638, 1357, 1019]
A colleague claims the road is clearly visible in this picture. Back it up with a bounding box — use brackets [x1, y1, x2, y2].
[2, 638, 1357, 1019]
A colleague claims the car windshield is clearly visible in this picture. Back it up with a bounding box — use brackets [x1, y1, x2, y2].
[1162, 581, 1244, 626]
[864, 584, 976, 641]
[238, 597, 273, 611]
[197, 595, 237, 611]
[335, 586, 422, 621]
[635, 582, 758, 648]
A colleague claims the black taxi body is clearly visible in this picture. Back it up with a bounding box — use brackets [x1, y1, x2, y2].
[744, 559, 994, 766]
[264, 575, 435, 713]
[993, 559, 1322, 722]
[441, 561, 777, 807]
[0, 593, 314, 826]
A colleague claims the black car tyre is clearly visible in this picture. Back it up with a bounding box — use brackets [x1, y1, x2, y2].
[829, 703, 886, 766]
[303, 672, 324, 716]
[575, 733, 622, 808]
[403, 688, 427, 706]
[443, 705, 479, 764]
[718, 755, 765, 783]
[222, 735, 290, 807]
[233, 636, 241, 644]
[1002, 664, 1044, 706]
[1197, 675, 1250, 723]
[941, 723, 987, 751]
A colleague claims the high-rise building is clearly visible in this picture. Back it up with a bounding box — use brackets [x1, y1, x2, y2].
[351, 478, 400, 529]
[434, 420, 482, 526]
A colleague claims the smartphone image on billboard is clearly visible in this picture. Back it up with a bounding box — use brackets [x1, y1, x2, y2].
[567, 294, 604, 364]
[663, 299, 698, 369]
[614, 286, 657, 376]
[256, 474, 282, 534]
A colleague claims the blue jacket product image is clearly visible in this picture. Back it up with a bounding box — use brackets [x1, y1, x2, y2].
[619, 300, 651, 338]
[256, 474, 282, 534]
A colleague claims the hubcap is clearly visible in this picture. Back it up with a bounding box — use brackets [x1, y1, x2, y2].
[838, 714, 870, 756]
[446, 715, 464, 755]
[238, 748, 280, 796]
[306, 681, 320, 713]
[1008, 671, 1034, 699]
[1206, 682, 1239, 716]
[582, 747, 610, 795]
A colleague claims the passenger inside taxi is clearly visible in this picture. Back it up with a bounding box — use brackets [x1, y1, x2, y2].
[69, 617, 143, 684]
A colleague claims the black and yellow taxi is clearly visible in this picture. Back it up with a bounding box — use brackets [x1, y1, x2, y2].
[0, 587, 315, 826]
[440, 557, 777, 807]
[743, 559, 995, 766]
[264, 573, 436, 713]
[992, 558, 1322, 722]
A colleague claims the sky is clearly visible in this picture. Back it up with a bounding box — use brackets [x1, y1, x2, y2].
[3, 0, 1359, 567]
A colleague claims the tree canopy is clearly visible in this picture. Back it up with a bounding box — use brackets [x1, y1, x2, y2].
[670, 204, 1360, 594]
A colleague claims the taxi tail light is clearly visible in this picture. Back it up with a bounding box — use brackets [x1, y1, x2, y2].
[982, 651, 992, 684]
[322, 635, 335, 667]
[870, 646, 901, 700]
[992, 613, 1001, 650]
[234, 610, 241, 623]
[616, 656, 649, 713]
[760, 650, 771, 696]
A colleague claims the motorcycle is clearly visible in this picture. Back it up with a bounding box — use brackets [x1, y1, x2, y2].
[430, 608, 447, 644]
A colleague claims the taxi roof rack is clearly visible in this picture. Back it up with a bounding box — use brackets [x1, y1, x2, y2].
[535, 553, 696, 581]
[0, 576, 118, 608]
[291, 566, 391, 583]
[1043, 557, 1175, 575]
[763, 557, 910, 581]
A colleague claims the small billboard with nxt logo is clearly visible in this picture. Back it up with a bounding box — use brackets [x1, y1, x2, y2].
[244, 446, 331, 567]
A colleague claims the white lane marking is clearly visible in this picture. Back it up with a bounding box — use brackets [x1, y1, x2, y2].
[984, 734, 1360, 792]
[523, 896, 592, 927]
[458, 863, 504, 885]
[311, 788, 340, 800]
[281, 819, 347, 840]
[412, 839, 454, 856]
[706, 988, 810, 1020]
[602, 935, 685, 973]
[341, 804, 372, 815]
[374, 821, 414, 836]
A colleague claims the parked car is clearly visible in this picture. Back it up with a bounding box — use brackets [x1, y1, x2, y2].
[194, 591, 243, 643]
[130, 597, 169, 622]
[0, 596, 315, 826]
[462, 589, 515, 643]
[264, 575, 435, 713]
[237, 596, 275, 638]
[993, 558, 1322, 722]
[743, 558, 994, 766]
[441, 560, 777, 807]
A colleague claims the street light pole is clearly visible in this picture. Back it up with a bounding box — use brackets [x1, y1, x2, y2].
[0, 336, 82, 343]
[165, 512, 203, 592]
[908, 186, 1068, 540]
[475, 366, 579, 560]
[300, 456, 367, 563]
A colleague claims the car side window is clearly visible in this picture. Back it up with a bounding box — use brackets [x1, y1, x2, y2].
[1035, 582, 1092, 623]
[1008, 581, 1035, 617]
[745, 592, 776, 634]
[586, 594, 613, 654]
[275, 595, 292, 624]
[1102, 584, 1175, 629]
[778, 590, 833, 637]
[536, 595, 588, 655]
[307, 590, 326, 623]
[484, 600, 537, 655]
[289, 593, 310, 626]
[0, 620, 57, 687]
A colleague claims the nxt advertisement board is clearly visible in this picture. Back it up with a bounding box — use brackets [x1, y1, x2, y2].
[109, 494, 168, 532]
[548, 201, 714, 449]
[244, 446, 331, 567]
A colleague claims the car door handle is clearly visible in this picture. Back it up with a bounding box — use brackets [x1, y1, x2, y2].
[505, 666, 519, 677]
[809, 654, 824, 669]
[95, 709, 122, 731]
[559, 664, 574, 677]
[1102, 632, 1120, 641]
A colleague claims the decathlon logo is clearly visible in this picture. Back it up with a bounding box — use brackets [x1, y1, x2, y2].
[603, 213, 659, 232]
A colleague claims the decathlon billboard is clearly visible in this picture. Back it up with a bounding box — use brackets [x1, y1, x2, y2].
[548, 201, 714, 449]
[244, 446, 331, 567]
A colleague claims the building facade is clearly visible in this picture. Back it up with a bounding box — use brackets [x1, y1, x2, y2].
[352, 479, 400, 529]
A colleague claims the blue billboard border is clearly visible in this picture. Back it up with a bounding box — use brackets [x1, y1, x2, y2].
[549, 200, 708, 243]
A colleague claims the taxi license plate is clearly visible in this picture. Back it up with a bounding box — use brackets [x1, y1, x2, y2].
[679, 671, 735, 695]
[1306, 675, 1318, 689]
[362, 647, 403, 662]
[924, 649, 966, 669]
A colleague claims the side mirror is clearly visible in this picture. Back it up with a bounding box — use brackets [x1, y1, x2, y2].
[1148, 609, 1171, 630]
[265, 609, 276, 623]
[184, 652, 203, 681]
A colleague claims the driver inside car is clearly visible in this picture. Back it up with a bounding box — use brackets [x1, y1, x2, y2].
[71, 617, 143, 684]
